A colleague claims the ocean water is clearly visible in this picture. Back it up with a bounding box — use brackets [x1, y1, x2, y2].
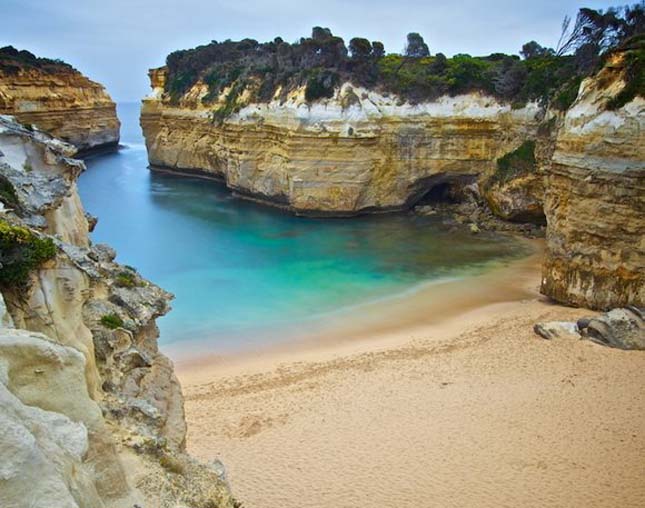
[78, 103, 527, 352]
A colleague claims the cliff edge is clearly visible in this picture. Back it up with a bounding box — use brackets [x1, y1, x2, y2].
[541, 50, 644, 309]
[0, 46, 120, 153]
[0, 116, 234, 507]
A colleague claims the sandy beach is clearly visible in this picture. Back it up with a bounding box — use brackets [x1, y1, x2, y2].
[175, 249, 645, 508]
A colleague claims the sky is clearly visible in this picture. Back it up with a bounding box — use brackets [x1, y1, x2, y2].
[2, 0, 622, 102]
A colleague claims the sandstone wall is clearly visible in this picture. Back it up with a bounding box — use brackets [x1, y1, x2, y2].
[541, 56, 645, 310]
[0, 64, 120, 152]
[141, 74, 542, 216]
[0, 117, 234, 507]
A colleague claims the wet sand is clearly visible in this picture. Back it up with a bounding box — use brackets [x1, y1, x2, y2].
[175, 247, 645, 508]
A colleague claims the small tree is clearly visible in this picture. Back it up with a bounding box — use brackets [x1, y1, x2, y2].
[349, 38, 372, 60]
[311, 26, 333, 41]
[520, 41, 554, 59]
[405, 33, 429, 58]
[371, 41, 385, 58]
[429, 52, 448, 73]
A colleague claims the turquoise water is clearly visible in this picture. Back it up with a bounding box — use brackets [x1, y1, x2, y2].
[78, 103, 526, 352]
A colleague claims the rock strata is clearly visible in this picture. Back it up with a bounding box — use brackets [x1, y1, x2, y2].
[0, 116, 233, 507]
[541, 53, 644, 310]
[0, 47, 120, 153]
[141, 70, 543, 216]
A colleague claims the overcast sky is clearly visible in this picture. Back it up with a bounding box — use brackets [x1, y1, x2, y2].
[2, 0, 621, 102]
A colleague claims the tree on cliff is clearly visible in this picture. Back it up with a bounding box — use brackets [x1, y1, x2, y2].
[404, 33, 430, 57]
[349, 38, 373, 60]
[556, 3, 644, 72]
[372, 41, 385, 58]
[520, 41, 554, 59]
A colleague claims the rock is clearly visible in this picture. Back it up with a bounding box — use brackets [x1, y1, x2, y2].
[141, 72, 542, 216]
[541, 51, 645, 310]
[415, 205, 437, 216]
[533, 321, 581, 341]
[0, 115, 234, 507]
[0, 328, 138, 508]
[0, 50, 120, 152]
[0, 292, 14, 328]
[577, 316, 592, 330]
[85, 212, 98, 232]
[582, 307, 645, 350]
[92, 243, 117, 262]
[0, 382, 93, 508]
[484, 173, 546, 224]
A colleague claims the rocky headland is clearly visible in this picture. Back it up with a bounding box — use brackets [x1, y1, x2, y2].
[0, 47, 120, 153]
[0, 116, 234, 507]
[141, 25, 643, 311]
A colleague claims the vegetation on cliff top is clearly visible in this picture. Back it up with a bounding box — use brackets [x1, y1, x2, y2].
[606, 34, 645, 109]
[162, 3, 643, 116]
[0, 45, 74, 74]
[0, 219, 56, 287]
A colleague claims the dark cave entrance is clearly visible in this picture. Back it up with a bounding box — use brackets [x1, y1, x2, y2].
[408, 174, 478, 208]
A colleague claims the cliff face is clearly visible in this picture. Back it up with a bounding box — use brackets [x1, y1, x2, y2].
[0, 49, 120, 152]
[141, 69, 543, 216]
[143, 47, 643, 310]
[541, 54, 645, 310]
[0, 117, 233, 507]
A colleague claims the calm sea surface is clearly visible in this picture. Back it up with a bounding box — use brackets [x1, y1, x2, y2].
[78, 103, 527, 352]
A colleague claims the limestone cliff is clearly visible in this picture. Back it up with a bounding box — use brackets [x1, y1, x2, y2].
[0, 47, 120, 153]
[0, 116, 234, 507]
[142, 36, 644, 310]
[141, 68, 543, 216]
[541, 53, 645, 310]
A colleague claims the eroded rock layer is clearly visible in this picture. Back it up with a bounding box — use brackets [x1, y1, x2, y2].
[541, 55, 645, 310]
[141, 69, 542, 216]
[0, 51, 120, 152]
[0, 116, 233, 507]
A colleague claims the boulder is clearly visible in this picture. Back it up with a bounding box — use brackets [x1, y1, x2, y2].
[534, 321, 581, 341]
[580, 307, 645, 350]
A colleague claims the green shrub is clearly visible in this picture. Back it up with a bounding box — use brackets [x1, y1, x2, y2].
[0, 175, 19, 209]
[162, 9, 639, 114]
[211, 82, 244, 123]
[115, 270, 138, 288]
[305, 69, 338, 102]
[606, 41, 644, 110]
[553, 77, 582, 110]
[100, 313, 124, 330]
[491, 140, 537, 185]
[0, 220, 56, 287]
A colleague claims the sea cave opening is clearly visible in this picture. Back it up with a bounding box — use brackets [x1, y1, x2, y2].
[409, 174, 478, 208]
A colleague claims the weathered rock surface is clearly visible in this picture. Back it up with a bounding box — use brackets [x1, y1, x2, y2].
[0, 50, 120, 152]
[0, 116, 234, 507]
[579, 307, 645, 350]
[0, 328, 137, 508]
[141, 69, 543, 216]
[483, 173, 545, 223]
[534, 321, 581, 341]
[541, 53, 645, 310]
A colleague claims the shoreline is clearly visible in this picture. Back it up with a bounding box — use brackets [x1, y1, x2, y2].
[172, 237, 541, 376]
[174, 245, 645, 508]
